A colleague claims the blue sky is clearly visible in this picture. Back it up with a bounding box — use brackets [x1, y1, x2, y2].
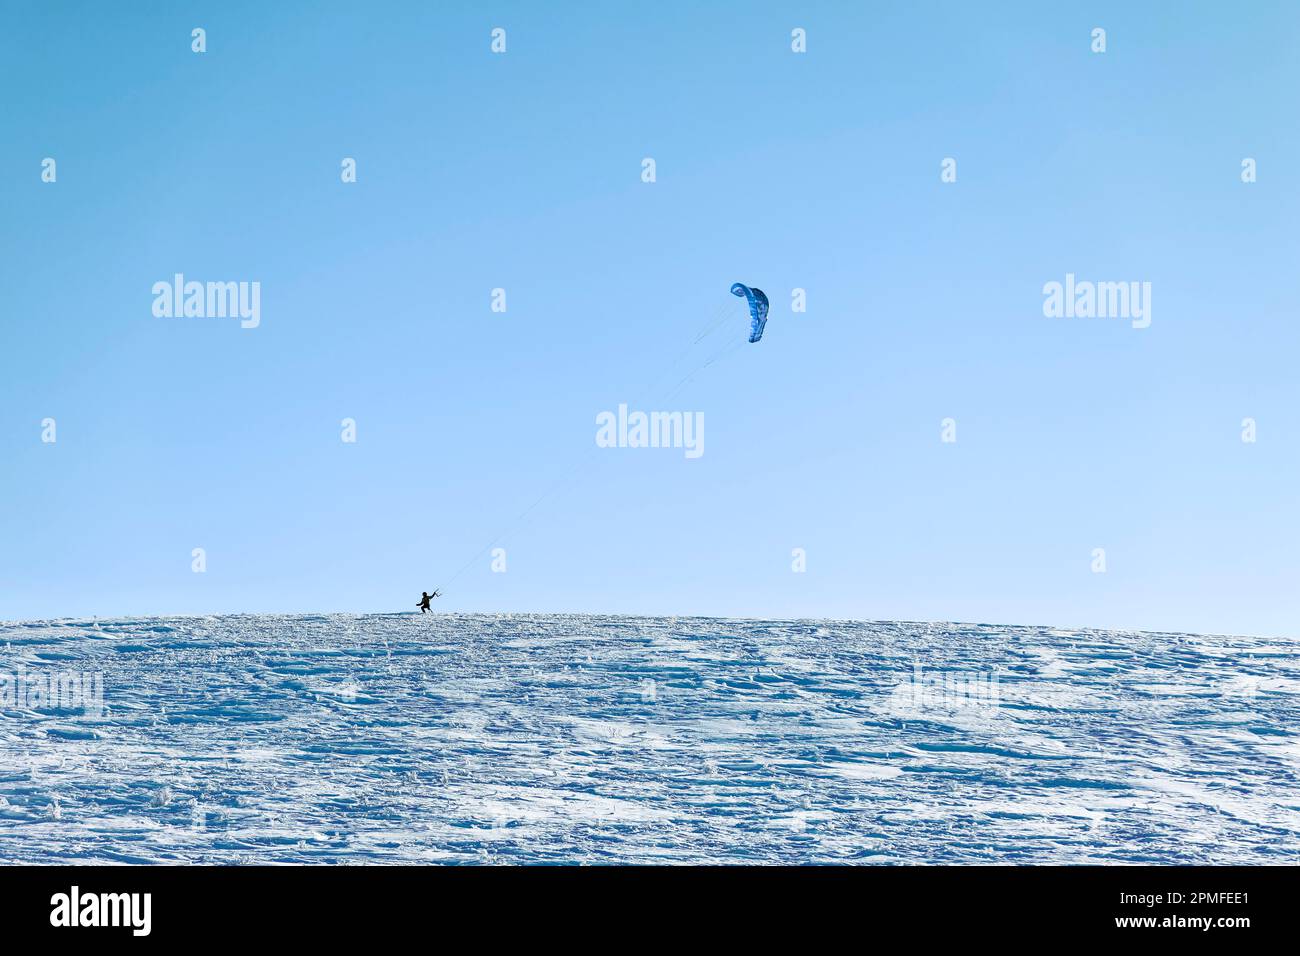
[1, 1, 1297, 635]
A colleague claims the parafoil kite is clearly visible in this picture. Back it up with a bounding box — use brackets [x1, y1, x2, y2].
[730, 283, 769, 343]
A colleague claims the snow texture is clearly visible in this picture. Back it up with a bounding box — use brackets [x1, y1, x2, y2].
[1, 613, 1296, 864]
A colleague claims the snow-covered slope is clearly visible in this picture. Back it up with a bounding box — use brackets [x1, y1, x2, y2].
[0, 613, 1296, 864]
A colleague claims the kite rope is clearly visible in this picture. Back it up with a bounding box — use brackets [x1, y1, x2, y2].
[665, 337, 747, 402]
[431, 297, 750, 595]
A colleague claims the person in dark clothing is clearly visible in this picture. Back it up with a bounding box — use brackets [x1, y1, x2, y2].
[417, 590, 440, 612]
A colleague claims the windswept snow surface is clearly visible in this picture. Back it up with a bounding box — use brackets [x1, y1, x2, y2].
[0, 613, 1296, 864]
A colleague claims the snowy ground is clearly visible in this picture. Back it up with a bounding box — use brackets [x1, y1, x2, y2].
[0, 613, 1296, 864]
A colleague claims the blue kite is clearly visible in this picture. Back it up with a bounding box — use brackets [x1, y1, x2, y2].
[731, 283, 769, 343]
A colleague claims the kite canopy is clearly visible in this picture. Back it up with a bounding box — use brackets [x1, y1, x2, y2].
[730, 283, 769, 343]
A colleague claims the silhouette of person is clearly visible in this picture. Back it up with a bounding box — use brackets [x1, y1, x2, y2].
[417, 590, 440, 612]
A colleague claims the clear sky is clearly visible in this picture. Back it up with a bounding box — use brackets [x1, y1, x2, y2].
[2, 1, 1297, 636]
